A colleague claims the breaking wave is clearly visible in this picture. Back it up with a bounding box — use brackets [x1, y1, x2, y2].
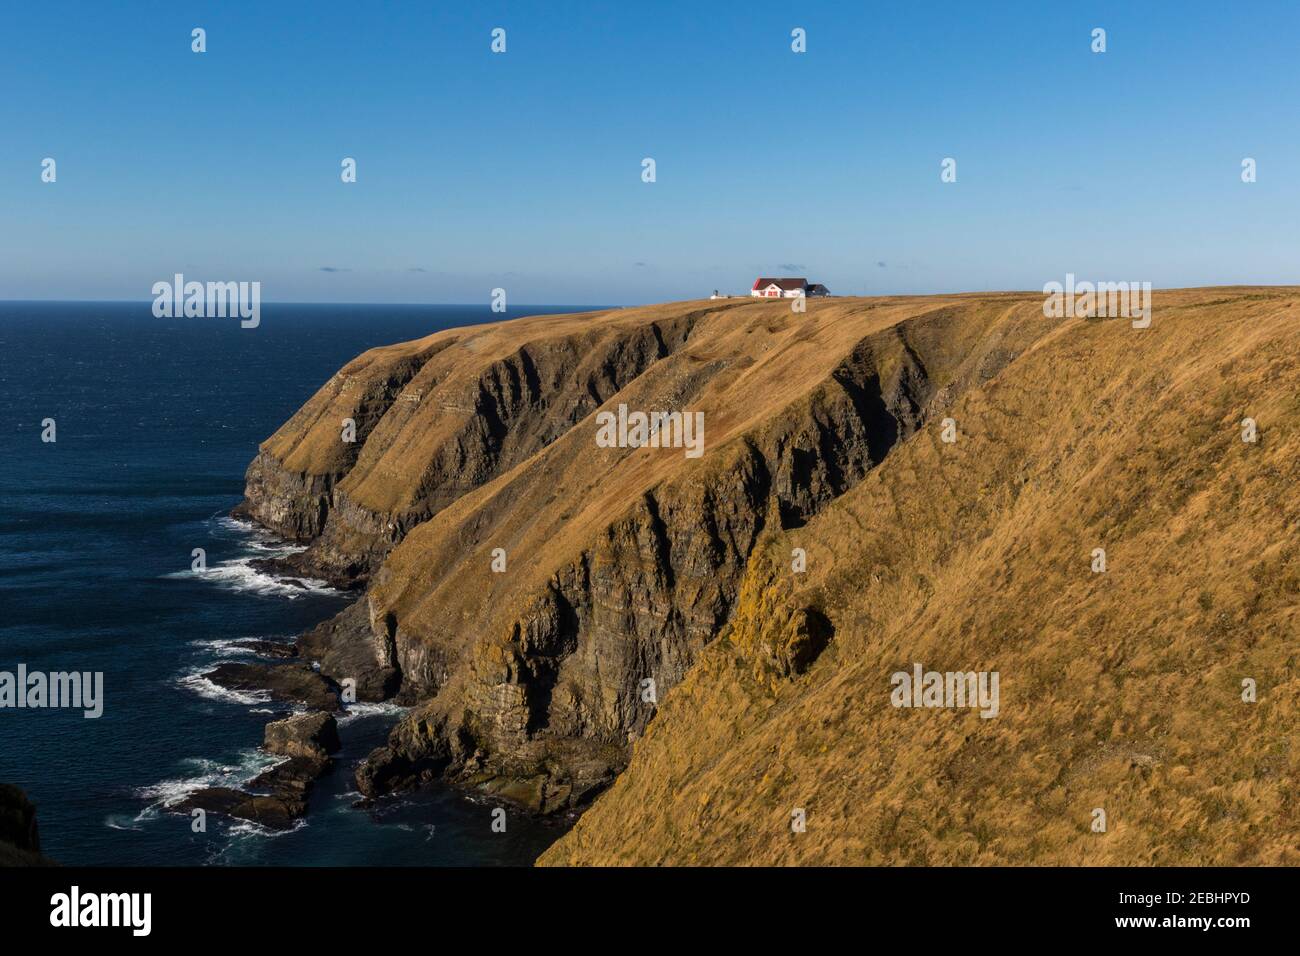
[135, 750, 286, 812]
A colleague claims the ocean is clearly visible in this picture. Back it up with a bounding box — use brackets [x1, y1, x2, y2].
[0, 301, 598, 866]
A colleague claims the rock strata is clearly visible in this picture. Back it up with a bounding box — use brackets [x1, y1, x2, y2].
[264, 712, 341, 760]
[296, 600, 400, 702]
[233, 297, 1055, 815]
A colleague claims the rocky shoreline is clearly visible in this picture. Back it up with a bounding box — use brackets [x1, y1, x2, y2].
[169, 607, 389, 830]
[204, 661, 341, 711]
[246, 554, 362, 592]
[187, 561, 601, 821]
[174, 712, 342, 831]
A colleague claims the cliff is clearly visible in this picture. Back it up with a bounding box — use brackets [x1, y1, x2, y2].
[0, 785, 54, 867]
[234, 305, 704, 586]
[238, 290, 1299, 862]
[541, 288, 1300, 865]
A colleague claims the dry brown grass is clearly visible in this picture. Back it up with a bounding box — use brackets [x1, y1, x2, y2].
[365, 294, 1032, 658]
[541, 287, 1300, 865]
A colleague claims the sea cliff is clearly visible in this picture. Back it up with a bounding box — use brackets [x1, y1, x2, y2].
[233, 290, 1299, 863]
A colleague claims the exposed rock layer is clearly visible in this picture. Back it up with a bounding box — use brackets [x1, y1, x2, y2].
[235, 308, 706, 586]
[238, 295, 1054, 813]
[264, 712, 341, 761]
[541, 288, 1300, 865]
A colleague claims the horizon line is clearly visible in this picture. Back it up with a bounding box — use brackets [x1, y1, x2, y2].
[1, 283, 1298, 310]
[0, 298, 626, 308]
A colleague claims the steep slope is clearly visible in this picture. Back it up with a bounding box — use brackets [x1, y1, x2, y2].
[236, 304, 710, 584]
[540, 288, 1300, 865]
[349, 296, 1057, 808]
[238, 294, 1055, 809]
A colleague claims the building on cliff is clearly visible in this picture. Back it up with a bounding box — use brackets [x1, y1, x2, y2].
[750, 277, 831, 298]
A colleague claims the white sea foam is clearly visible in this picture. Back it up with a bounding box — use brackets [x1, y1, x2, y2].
[177, 668, 271, 706]
[338, 700, 409, 725]
[226, 818, 307, 839]
[136, 750, 286, 810]
[214, 516, 307, 556]
[132, 748, 309, 842]
[166, 556, 336, 600]
[189, 637, 256, 658]
[133, 518, 343, 842]
[167, 517, 337, 599]
[188, 636, 295, 658]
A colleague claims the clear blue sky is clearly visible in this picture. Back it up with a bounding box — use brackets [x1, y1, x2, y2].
[2, 0, 1297, 305]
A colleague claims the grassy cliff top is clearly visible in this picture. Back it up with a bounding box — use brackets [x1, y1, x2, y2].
[540, 286, 1300, 865]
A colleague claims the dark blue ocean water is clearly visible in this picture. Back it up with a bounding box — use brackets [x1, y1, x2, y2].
[0, 301, 596, 866]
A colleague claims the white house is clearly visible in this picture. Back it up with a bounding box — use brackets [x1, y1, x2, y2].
[751, 277, 808, 298]
[750, 277, 831, 298]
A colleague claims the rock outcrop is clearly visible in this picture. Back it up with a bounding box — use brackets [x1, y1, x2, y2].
[296, 601, 399, 702]
[175, 719, 340, 831]
[264, 712, 341, 761]
[0, 784, 54, 867]
[203, 662, 340, 711]
[176, 753, 331, 831]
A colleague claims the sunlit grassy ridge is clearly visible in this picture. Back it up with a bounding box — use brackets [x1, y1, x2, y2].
[542, 288, 1300, 865]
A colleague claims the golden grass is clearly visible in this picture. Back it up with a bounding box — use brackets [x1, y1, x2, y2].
[364, 294, 1052, 685]
[541, 287, 1300, 865]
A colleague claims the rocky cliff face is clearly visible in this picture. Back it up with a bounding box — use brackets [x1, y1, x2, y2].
[233, 340, 451, 545]
[237, 295, 1052, 814]
[540, 288, 1300, 865]
[237, 308, 705, 586]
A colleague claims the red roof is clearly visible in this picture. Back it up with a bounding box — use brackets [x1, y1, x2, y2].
[752, 277, 808, 291]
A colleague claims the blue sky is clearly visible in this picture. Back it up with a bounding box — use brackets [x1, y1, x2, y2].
[2, 0, 1298, 305]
